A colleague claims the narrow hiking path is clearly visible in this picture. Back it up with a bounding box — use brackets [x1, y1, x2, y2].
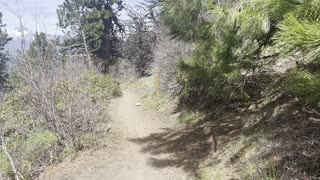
[40, 88, 196, 180]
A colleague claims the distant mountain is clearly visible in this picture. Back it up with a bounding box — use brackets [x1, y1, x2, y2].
[5, 27, 61, 53]
[7, 26, 33, 39]
[5, 27, 34, 54]
[4, 27, 61, 69]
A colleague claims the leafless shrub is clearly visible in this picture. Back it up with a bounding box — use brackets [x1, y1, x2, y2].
[16, 53, 112, 148]
[121, 5, 193, 95]
[109, 58, 137, 82]
[121, 5, 158, 77]
[0, 35, 121, 179]
[153, 28, 193, 95]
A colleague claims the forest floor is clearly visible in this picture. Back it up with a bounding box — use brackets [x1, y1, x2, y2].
[40, 87, 196, 180]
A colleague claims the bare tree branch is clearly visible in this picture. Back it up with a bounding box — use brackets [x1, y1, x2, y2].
[0, 127, 21, 180]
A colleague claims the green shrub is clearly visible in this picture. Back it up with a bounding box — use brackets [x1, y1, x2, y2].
[177, 58, 246, 105]
[19, 131, 58, 177]
[275, 1, 320, 106]
[80, 72, 122, 98]
[166, 0, 292, 106]
[285, 70, 320, 105]
[0, 152, 11, 177]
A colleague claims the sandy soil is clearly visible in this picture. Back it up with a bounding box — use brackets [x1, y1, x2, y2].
[40, 88, 195, 180]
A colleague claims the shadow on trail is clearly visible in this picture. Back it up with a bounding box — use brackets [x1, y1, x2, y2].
[129, 126, 211, 175]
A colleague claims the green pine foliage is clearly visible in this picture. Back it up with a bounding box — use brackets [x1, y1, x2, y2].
[27, 32, 56, 60]
[158, 0, 209, 41]
[0, 12, 11, 85]
[159, 0, 320, 105]
[276, 14, 320, 63]
[275, 0, 320, 104]
[57, 0, 124, 69]
[285, 70, 320, 105]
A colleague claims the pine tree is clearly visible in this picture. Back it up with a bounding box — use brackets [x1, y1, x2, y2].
[158, 0, 209, 41]
[275, 0, 320, 105]
[0, 12, 11, 85]
[157, 0, 302, 103]
[27, 32, 56, 61]
[57, 0, 124, 72]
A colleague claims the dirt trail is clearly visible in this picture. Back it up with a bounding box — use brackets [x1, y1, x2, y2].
[41, 88, 195, 180]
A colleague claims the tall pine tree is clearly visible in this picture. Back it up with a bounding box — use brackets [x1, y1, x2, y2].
[0, 12, 11, 85]
[57, 0, 124, 72]
[157, 0, 300, 103]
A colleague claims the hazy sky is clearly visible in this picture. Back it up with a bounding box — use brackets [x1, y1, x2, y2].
[0, 0, 143, 35]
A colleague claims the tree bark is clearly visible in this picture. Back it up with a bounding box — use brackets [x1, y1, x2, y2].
[100, 17, 112, 73]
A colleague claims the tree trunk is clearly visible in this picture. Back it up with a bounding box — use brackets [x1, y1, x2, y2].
[100, 4, 113, 73]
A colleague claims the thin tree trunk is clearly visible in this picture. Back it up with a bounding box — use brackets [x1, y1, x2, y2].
[0, 134, 20, 180]
[81, 28, 91, 69]
[18, 17, 26, 55]
[0, 169, 3, 180]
